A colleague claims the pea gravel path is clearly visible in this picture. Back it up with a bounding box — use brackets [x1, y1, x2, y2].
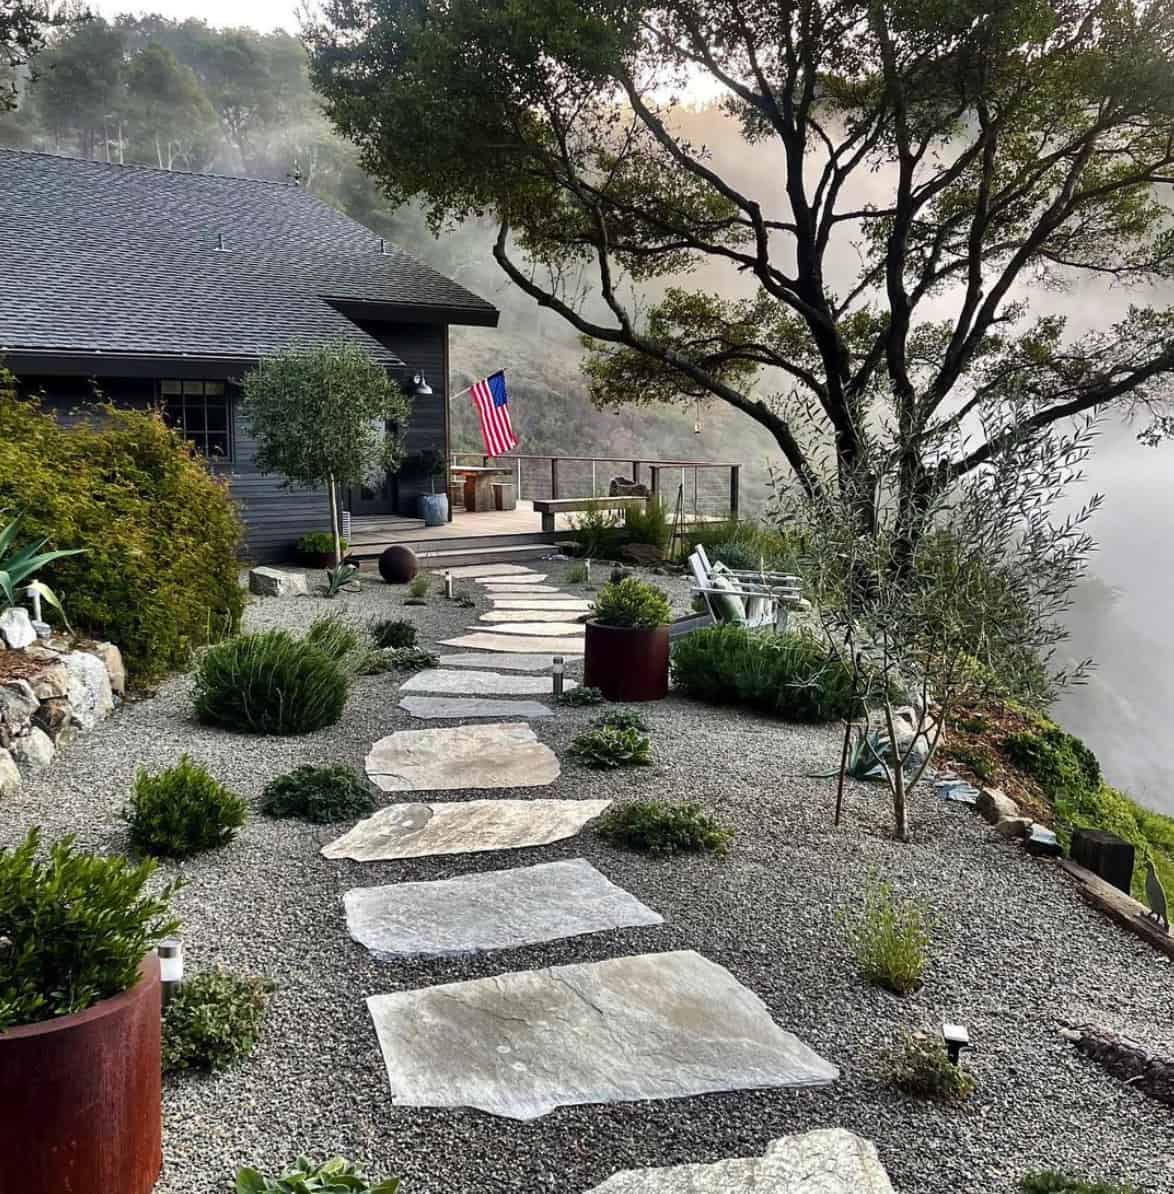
[3, 558, 1170, 1194]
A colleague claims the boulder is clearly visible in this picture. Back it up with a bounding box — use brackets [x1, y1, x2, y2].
[248, 566, 309, 598]
[28, 663, 69, 702]
[89, 642, 126, 696]
[608, 476, 650, 498]
[0, 680, 39, 731]
[33, 697, 74, 742]
[994, 816, 1033, 839]
[976, 786, 1020, 825]
[22, 644, 63, 664]
[0, 606, 36, 650]
[889, 706, 939, 772]
[10, 726, 54, 774]
[620, 542, 666, 565]
[0, 748, 19, 797]
[61, 651, 114, 731]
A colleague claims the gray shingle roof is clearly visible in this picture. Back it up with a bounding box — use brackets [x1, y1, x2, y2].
[0, 149, 498, 367]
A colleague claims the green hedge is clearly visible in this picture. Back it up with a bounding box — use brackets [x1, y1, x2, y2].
[0, 382, 244, 679]
[671, 626, 860, 722]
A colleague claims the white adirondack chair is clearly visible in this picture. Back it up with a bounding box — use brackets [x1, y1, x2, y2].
[688, 546, 805, 632]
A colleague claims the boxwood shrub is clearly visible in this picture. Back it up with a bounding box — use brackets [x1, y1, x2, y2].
[193, 630, 348, 735]
[671, 626, 860, 722]
[261, 764, 374, 824]
[163, 970, 274, 1074]
[124, 755, 247, 858]
[0, 382, 244, 680]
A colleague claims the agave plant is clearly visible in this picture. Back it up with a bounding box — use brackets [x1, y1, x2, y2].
[324, 562, 360, 598]
[809, 726, 893, 781]
[0, 516, 84, 627]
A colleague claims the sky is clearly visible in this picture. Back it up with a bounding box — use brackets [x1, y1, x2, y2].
[93, 0, 305, 33]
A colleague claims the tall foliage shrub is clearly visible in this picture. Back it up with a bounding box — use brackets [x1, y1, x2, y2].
[0, 381, 244, 679]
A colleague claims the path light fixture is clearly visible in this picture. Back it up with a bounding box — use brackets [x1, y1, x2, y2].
[942, 1022, 971, 1066]
[444, 570, 454, 600]
[25, 587, 50, 639]
[552, 655, 565, 698]
[584, 559, 592, 585]
[158, 938, 184, 1009]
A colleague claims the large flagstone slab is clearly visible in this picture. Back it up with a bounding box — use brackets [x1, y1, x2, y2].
[437, 652, 562, 672]
[585, 1129, 894, 1194]
[475, 574, 548, 585]
[472, 622, 585, 637]
[490, 597, 592, 610]
[481, 584, 562, 594]
[362, 722, 560, 793]
[443, 632, 585, 654]
[323, 797, 610, 861]
[444, 564, 541, 578]
[399, 695, 554, 720]
[400, 668, 572, 696]
[344, 859, 662, 959]
[367, 949, 838, 1120]
[480, 609, 586, 623]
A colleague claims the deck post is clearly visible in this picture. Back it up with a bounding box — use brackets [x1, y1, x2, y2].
[550, 456, 560, 500]
[649, 466, 660, 503]
[729, 464, 741, 519]
[631, 459, 640, 483]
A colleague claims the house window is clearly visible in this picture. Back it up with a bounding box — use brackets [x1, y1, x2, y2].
[160, 380, 232, 460]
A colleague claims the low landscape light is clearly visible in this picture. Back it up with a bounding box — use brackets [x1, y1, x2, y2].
[158, 938, 184, 1008]
[444, 570, 454, 599]
[552, 655, 565, 697]
[584, 559, 592, 584]
[942, 1022, 971, 1066]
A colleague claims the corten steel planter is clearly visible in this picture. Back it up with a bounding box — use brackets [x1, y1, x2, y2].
[583, 621, 670, 702]
[0, 954, 163, 1194]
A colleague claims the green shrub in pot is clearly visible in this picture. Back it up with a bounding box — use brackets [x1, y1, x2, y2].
[590, 577, 671, 628]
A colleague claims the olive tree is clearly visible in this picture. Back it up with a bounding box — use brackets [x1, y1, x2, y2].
[241, 340, 412, 572]
[309, 0, 1174, 549]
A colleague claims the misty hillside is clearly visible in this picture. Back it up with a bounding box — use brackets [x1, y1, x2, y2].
[2, 13, 1172, 813]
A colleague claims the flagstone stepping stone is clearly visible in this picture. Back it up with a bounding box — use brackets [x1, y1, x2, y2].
[474, 574, 548, 585]
[443, 632, 585, 654]
[490, 597, 592, 610]
[366, 949, 838, 1121]
[472, 622, 585, 637]
[437, 652, 562, 672]
[585, 1129, 894, 1194]
[399, 695, 554, 720]
[481, 584, 562, 594]
[445, 564, 540, 578]
[362, 722, 561, 793]
[400, 668, 573, 696]
[344, 859, 663, 960]
[323, 797, 610, 861]
[480, 609, 586, 623]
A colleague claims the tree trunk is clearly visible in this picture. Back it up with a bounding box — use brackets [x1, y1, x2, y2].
[883, 700, 909, 841]
[327, 475, 343, 568]
[833, 717, 852, 827]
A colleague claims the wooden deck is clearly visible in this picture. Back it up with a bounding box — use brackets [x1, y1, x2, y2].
[350, 501, 577, 545]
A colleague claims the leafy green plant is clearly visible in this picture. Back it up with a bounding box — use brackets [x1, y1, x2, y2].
[565, 561, 589, 585]
[840, 878, 930, 994]
[591, 576, 671, 628]
[570, 502, 625, 559]
[0, 385, 245, 680]
[1004, 725, 1101, 801]
[887, 1032, 975, 1102]
[597, 708, 647, 732]
[124, 755, 247, 858]
[371, 618, 417, 649]
[569, 725, 652, 768]
[0, 828, 181, 1031]
[672, 626, 864, 722]
[163, 970, 274, 1074]
[404, 574, 431, 604]
[622, 499, 670, 549]
[684, 520, 803, 571]
[597, 799, 733, 856]
[383, 646, 439, 671]
[706, 540, 760, 572]
[1019, 1173, 1139, 1194]
[558, 685, 604, 706]
[297, 531, 348, 556]
[950, 742, 997, 783]
[261, 764, 374, 824]
[0, 513, 84, 623]
[193, 630, 349, 735]
[453, 591, 476, 608]
[235, 1156, 400, 1194]
[306, 615, 366, 673]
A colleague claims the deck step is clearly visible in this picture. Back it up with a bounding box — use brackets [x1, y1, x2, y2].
[350, 531, 558, 560]
[352, 542, 557, 569]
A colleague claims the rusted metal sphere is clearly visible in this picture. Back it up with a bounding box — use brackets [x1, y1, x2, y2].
[378, 544, 419, 584]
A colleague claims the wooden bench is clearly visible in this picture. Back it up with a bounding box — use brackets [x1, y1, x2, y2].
[530, 495, 649, 533]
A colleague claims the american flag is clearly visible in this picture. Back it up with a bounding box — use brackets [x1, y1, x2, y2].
[469, 370, 518, 457]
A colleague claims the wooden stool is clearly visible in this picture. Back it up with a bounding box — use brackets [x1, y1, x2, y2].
[493, 481, 517, 511]
[448, 480, 465, 510]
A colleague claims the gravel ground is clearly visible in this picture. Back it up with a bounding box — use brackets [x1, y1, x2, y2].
[5, 558, 1172, 1194]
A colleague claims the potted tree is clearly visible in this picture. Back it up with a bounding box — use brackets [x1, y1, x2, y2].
[583, 576, 673, 701]
[415, 449, 449, 527]
[295, 530, 349, 570]
[0, 828, 181, 1194]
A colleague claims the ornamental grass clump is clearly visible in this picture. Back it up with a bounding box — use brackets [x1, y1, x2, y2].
[887, 1032, 975, 1102]
[261, 764, 374, 824]
[163, 970, 274, 1074]
[305, 615, 367, 675]
[370, 618, 417, 649]
[591, 576, 671, 627]
[569, 724, 652, 768]
[841, 877, 930, 994]
[597, 799, 733, 856]
[0, 828, 181, 1031]
[124, 755, 247, 858]
[193, 630, 348, 735]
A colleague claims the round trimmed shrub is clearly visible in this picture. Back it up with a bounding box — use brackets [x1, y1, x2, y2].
[163, 970, 274, 1074]
[124, 755, 247, 858]
[261, 764, 374, 823]
[371, 618, 417, 649]
[193, 630, 348, 735]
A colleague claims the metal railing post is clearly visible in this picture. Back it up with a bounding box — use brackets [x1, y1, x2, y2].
[631, 459, 640, 483]
[729, 464, 741, 519]
[591, 460, 597, 497]
[550, 456, 560, 500]
[650, 466, 660, 503]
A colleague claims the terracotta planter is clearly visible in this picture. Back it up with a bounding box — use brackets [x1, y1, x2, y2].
[583, 620, 670, 702]
[0, 954, 163, 1194]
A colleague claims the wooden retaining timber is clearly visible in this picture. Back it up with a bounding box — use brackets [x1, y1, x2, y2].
[1058, 858, 1174, 960]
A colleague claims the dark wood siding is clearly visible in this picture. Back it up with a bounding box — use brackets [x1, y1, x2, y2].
[357, 321, 449, 517]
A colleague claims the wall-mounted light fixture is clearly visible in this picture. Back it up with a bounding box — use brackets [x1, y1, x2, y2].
[411, 372, 433, 397]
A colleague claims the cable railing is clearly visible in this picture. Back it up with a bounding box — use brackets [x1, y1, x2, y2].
[449, 452, 742, 520]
